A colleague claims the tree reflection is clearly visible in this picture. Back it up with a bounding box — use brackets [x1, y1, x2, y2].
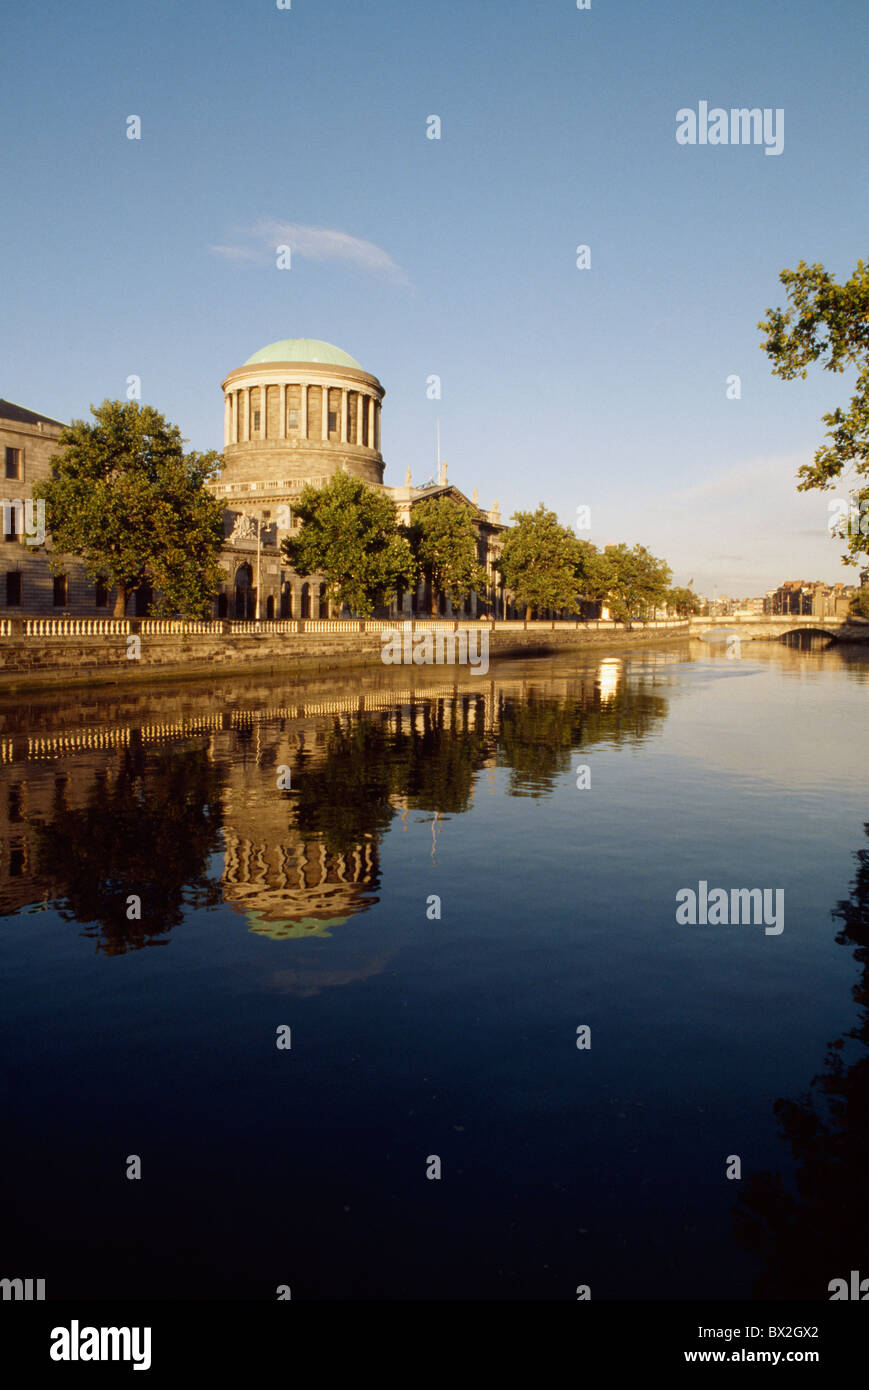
[733, 822, 869, 1298]
[28, 737, 224, 954]
[7, 671, 673, 950]
[291, 716, 403, 850]
[496, 677, 669, 796]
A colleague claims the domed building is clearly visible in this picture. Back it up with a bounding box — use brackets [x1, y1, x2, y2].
[221, 337, 385, 488]
[209, 337, 507, 620]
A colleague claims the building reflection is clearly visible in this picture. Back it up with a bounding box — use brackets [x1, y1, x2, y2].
[0, 664, 672, 954]
[219, 720, 382, 939]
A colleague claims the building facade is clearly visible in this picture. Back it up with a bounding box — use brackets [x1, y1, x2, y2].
[0, 400, 120, 618]
[209, 337, 507, 620]
[2, 339, 509, 619]
[765, 579, 857, 618]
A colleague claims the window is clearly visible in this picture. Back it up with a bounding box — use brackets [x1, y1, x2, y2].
[253, 410, 261, 431]
[288, 409, 298, 430]
[6, 571, 21, 606]
[5, 447, 22, 480]
[95, 579, 108, 608]
[53, 574, 68, 607]
[328, 412, 337, 433]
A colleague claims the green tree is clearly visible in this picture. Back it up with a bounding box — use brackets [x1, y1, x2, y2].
[574, 538, 614, 606]
[666, 585, 703, 617]
[603, 543, 672, 621]
[496, 505, 582, 617]
[32, 399, 225, 618]
[759, 258, 869, 566]
[850, 587, 869, 618]
[281, 472, 413, 617]
[409, 496, 487, 616]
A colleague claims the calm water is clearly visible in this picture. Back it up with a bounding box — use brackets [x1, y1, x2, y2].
[1, 639, 867, 1300]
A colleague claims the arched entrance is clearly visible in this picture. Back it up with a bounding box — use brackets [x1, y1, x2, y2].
[280, 583, 292, 619]
[217, 592, 228, 619]
[300, 582, 310, 619]
[234, 563, 255, 619]
[266, 594, 275, 620]
[318, 582, 327, 618]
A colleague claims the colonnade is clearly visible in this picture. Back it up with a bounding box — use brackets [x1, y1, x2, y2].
[224, 383, 380, 450]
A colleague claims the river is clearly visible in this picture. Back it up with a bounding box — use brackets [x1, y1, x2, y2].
[1, 638, 867, 1300]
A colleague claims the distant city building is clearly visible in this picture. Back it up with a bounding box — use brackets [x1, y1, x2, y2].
[767, 579, 856, 618]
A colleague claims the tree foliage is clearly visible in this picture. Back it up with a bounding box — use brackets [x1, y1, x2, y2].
[850, 587, 869, 618]
[574, 538, 614, 604]
[408, 496, 487, 615]
[32, 399, 226, 617]
[759, 258, 869, 566]
[281, 472, 414, 617]
[603, 543, 672, 621]
[496, 505, 582, 616]
[666, 585, 703, 617]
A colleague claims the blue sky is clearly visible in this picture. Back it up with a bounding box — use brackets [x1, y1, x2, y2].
[3, 0, 869, 596]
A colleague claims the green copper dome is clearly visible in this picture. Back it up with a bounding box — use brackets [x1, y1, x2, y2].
[244, 338, 362, 369]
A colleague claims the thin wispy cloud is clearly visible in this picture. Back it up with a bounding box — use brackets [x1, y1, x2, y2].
[604, 450, 854, 594]
[210, 220, 409, 285]
[670, 454, 803, 504]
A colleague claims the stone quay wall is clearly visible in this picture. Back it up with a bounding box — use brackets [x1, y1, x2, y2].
[0, 616, 691, 691]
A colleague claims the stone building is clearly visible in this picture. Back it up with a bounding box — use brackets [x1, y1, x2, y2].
[210, 337, 507, 619]
[0, 399, 117, 618]
[2, 339, 508, 618]
[766, 579, 857, 618]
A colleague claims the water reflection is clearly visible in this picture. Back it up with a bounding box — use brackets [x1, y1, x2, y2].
[2, 738, 224, 951]
[734, 821, 869, 1298]
[0, 662, 670, 950]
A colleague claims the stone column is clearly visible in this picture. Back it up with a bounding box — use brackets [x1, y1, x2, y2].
[341, 389, 348, 444]
[224, 394, 231, 446]
[368, 397, 375, 449]
[322, 386, 329, 440]
[260, 385, 267, 439]
[301, 384, 308, 439]
[280, 383, 287, 439]
[356, 394, 364, 445]
[244, 388, 251, 442]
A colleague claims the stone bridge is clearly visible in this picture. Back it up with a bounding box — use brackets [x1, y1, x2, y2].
[689, 614, 860, 641]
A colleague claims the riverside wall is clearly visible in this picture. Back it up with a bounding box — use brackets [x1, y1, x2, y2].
[0, 617, 691, 692]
